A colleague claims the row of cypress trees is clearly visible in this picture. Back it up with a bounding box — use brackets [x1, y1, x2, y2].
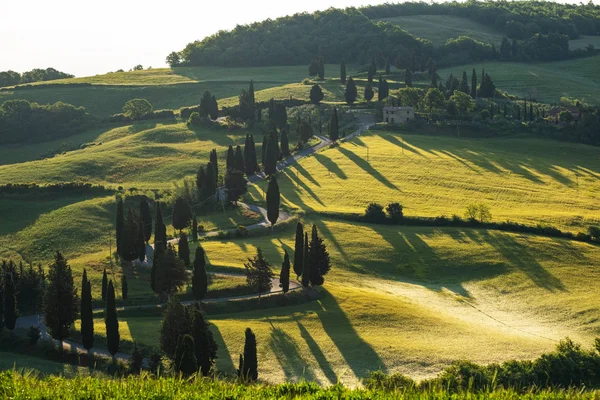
[293, 222, 331, 287]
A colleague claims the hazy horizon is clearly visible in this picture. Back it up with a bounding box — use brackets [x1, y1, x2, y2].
[2, 0, 597, 77]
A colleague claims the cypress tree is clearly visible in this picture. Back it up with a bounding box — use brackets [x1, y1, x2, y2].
[190, 304, 217, 376]
[239, 328, 258, 381]
[159, 297, 187, 359]
[261, 135, 268, 165]
[340, 61, 346, 84]
[205, 162, 217, 200]
[137, 215, 146, 262]
[81, 269, 94, 352]
[102, 268, 108, 301]
[471, 69, 477, 99]
[121, 274, 128, 301]
[178, 233, 190, 267]
[364, 85, 374, 102]
[345, 77, 357, 105]
[151, 243, 164, 294]
[405, 69, 413, 87]
[120, 207, 140, 263]
[44, 251, 78, 353]
[293, 222, 304, 278]
[209, 149, 218, 181]
[310, 84, 324, 105]
[0, 271, 3, 331]
[175, 334, 198, 375]
[234, 145, 245, 173]
[385, 59, 391, 75]
[308, 224, 331, 286]
[301, 233, 310, 288]
[3, 271, 17, 330]
[192, 214, 198, 242]
[155, 244, 188, 300]
[460, 71, 469, 95]
[105, 280, 120, 361]
[250, 135, 259, 173]
[244, 135, 255, 174]
[154, 202, 167, 249]
[248, 80, 256, 109]
[279, 250, 290, 294]
[139, 197, 152, 243]
[266, 175, 280, 226]
[116, 197, 124, 254]
[196, 165, 206, 198]
[226, 145, 235, 171]
[328, 108, 339, 141]
[172, 197, 192, 233]
[280, 129, 290, 157]
[192, 245, 208, 301]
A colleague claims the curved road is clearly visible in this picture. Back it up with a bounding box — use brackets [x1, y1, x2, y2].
[14, 114, 376, 363]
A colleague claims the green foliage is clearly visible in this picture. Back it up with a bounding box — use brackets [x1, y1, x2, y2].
[266, 175, 280, 226]
[101, 268, 108, 301]
[0, 99, 93, 145]
[154, 244, 188, 299]
[175, 334, 198, 375]
[43, 251, 78, 345]
[328, 108, 339, 141]
[27, 326, 41, 345]
[365, 202, 386, 223]
[340, 61, 347, 84]
[192, 245, 208, 301]
[345, 77, 358, 105]
[139, 197, 152, 243]
[308, 224, 331, 286]
[239, 328, 258, 382]
[178, 233, 190, 267]
[122, 99, 153, 120]
[154, 202, 167, 249]
[279, 250, 290, 294]
[2, 271, 17, 330]
[225, 169, 248, 203]
[80, 270, 94, 351]
[423, 88, 445, 112]
[301, 233, 310, 288]
[293, 222, 304, 278]
[172, 197, 192, 232]
[105, 280, 120, 358]
[404, 69, 413, 87]
[128, 341, 144, 374]
[450, 91, 476, 116]
[0, 67, 73, 87]
[386, 202, 404, 222]
[465, 203, 492, 223]
[244, 247, 274, 294]
[377, 77, 389, 101]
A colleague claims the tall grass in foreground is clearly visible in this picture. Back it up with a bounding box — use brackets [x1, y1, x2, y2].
[0, 371, 598, 399]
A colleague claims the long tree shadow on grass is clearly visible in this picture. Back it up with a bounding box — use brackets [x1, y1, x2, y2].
[313, 153, 347, 180]
[268, 323, 316, 382]
[211, 324, 237, 375]
[281, 168, 325, 208]
[316, 289, 387, 378]
[474, 230, 567, 292]
[337, 147, 398, 190]
[296, 321, 338, 385]
[379, 133, 427, 158]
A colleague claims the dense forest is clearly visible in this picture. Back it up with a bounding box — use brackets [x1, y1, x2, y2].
[0, 68, 74, 88]
[170, 1, 600, 69]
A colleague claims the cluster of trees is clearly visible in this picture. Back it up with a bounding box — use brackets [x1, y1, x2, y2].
[159, 298, 217, 375]
[360, 1, 600, 39]
[169, 3, 598, 71]
[171, 8, 425, 67]
[115, 197, 152, 264]
[0, 68, 74, 88]
[0, 100, 93, 144]
[0, 259, 45, 323]
[293, 223, 331, 288]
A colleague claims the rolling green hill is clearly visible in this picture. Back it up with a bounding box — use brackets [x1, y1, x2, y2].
[0, 65, 339, 117]
[378, 15, 504, 46]
[436, 56, 600, 104]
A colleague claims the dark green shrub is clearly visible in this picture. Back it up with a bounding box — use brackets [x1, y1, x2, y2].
[364, 203, 386, 223]
[364, 371, 416, 391]
[386, 202, 404, 222]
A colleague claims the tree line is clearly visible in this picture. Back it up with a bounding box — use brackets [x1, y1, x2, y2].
[0, 67, 74, 88]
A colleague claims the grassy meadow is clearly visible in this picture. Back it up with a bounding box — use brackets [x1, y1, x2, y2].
[437, 56, 600, 104]
[0, 121, 256, 189]
[84, 217, 600, 385]
[379, 15, 504, 46]
[247, 130, 600, 233]
[0, 65, 347, 117]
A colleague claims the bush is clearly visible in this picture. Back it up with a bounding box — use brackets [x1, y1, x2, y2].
[588, 226, 600, 241]
[148, 348, 164, 375]
[27, 326, 41, 345]
[364, 203, 386, 223]
[180, 106, 200, 120]
[465, 203, 492, 223]
[187, 112, 203, 127]
[386, 202, 404, 222]
[364, 371, 416, 391]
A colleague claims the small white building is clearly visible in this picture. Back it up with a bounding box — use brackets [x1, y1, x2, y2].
[383, 106, 414, 124]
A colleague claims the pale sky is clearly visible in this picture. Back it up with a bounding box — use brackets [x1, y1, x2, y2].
[1, 0, 597, 77]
